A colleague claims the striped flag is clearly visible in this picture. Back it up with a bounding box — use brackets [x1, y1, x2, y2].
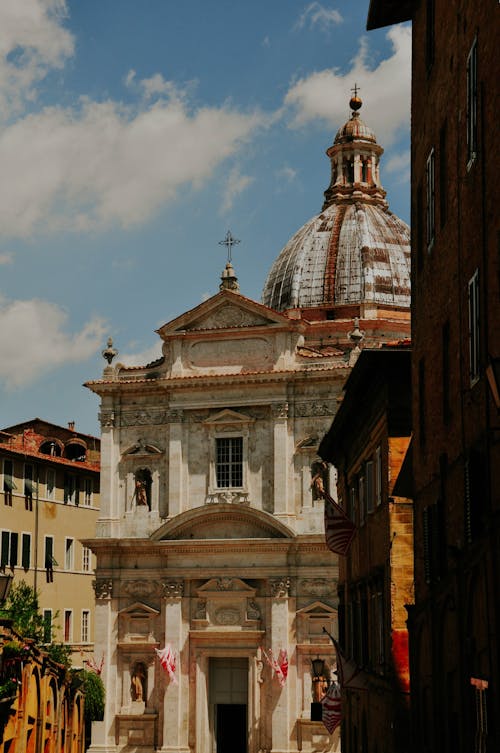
[155, 644, 178, 684]
[321, 681, 342, 734]
[262, 647, 288, 687]
[323, 491, 356, 556]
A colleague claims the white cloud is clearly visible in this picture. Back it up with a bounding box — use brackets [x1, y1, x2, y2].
[0, 98, 264, 239]
[295, 3, 343, 32]
[0, 0, 74, 120]
[0, 296, 106, 389]
[384, 149, 410, 183]
[0, 252, 13, 265]
[284, 26, 411, 145]
[119, 343, 162, 368]
[220, 167, 254, 214]
[276, 166, 298, 183]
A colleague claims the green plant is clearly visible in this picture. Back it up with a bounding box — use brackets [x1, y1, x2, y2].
[0, 678, 19, 701]
[0, 582, 45, 643]
[45, 642, 72, 669]
[71, 670, 105, 721]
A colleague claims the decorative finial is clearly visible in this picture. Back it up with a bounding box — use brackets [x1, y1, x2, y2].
[102, 336, 118, 365]
[349, 83, 362, 113]
[218, 230, 241, 264]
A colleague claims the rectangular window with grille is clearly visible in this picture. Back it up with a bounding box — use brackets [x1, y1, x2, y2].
[215, 437, 243, 488]
[82, 546, 91, 572]
[0, 530, 18, 570]
[81, 610, 90, 643]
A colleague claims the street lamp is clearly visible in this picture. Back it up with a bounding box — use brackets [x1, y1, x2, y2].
[311, 657, 328, 721]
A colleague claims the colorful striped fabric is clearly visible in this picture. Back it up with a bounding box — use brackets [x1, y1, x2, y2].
[323, 491, 356, 556]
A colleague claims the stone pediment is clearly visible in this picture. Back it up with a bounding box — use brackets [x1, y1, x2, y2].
[156, 289, 291, 338]
[296, 601, 337, 616]
[203, 408, 254, 428]
[118, 602, 160, 617]
[198, 578, 255, 595]
[151, 504, 295, 542]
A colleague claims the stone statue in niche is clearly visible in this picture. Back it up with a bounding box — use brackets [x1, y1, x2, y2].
[133, 468, 152, 509]
[131, 662, 147, 702]
[311, 459, 329, 500]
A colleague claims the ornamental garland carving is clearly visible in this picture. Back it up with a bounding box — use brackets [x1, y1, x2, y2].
[270, 577, 291, 598]
[300, 579, 334, 598]
[121, 409, 167, 427]
[194, 600, 207, 620]
[216, 578, 234, 591]
[293, 402, 336, 418]
[271, 402, 289, 419]
[122, 579, 159, 599]
[94, 579, 113, 599]
[215, 608, 241, 625]
[161, 580, 184, 598]
[247, 599, 261, 620]
[206, 491, 250, 505]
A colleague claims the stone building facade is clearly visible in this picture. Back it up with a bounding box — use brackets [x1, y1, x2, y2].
[84, 98, 411, 753]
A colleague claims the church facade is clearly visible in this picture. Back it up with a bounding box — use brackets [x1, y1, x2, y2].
[85, 97, 411, 753]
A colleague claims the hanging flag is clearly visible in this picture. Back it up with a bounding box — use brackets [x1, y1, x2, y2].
[321, 681, 342, 734]
[86, 654, 104, 675]
[262, 647, 288, 687]
[322, 491, 356, 557]
[324, 628, 369, 691]
[155, 644, 178, 684]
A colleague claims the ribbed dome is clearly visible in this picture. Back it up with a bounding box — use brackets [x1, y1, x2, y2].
[334, 112, 376, 144]
[262, 98, 411, 316]
[261, 202, 410, 311]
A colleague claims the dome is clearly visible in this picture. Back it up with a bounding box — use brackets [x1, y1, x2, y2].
[262, 96, 411, 316]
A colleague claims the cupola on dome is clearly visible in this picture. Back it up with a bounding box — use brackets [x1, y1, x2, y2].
[262, 95, 410, 318]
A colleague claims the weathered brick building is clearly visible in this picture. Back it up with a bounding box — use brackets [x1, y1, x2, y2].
[319, 347, 413, 752]
[368, 2, 500, 751]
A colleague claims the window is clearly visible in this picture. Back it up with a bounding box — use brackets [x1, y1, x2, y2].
[466, 39, 478, 167]
[215, 437, 243, 488]
[375, 446, 382, 507]
[416, 183, 424, 273]
[82, 546, 92, 572]
[21, 532, 31, 570]
[81, 610, 90, 643]
[365, 460, 375, 514]
[24, 464, 35, 511]
[65, 538, 74, 570]
[468, 270, 480, 384]
[3, 460, 15, 505]
[471, 678, 488, 753]
[44, 536, 56, 582]
[83, 478, 93, 506]
[43, 609, 52, 643]
[0, 531, 18, 570]
[426, 148, 435, 251]
[64, 473, 79, 505]
[64, 610, 73, 643]
[358, 475, 365, 525]
[46, 469, 55, 500]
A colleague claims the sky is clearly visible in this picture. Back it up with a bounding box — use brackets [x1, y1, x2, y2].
[0, 0, 411, 437]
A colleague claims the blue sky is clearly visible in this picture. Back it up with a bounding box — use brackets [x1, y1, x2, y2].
[0, 0, 411, 437]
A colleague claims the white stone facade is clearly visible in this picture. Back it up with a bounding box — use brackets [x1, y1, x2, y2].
[85, 290, 344, 753]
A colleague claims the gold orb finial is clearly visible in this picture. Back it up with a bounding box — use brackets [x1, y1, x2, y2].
[349, 83, 362, 113]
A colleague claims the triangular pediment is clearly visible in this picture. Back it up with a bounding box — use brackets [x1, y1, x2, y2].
[297, 601, 337, 616]
[118, 601, 160, 618]
[156, 289, 293, 339]
[203, 408, 254, 427]
[151, 504, 295, 542]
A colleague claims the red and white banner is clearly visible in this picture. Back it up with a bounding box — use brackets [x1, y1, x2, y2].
[262, 647, 288, 687]
[155, 644, 178, 684]
[321, 681, 342, 734]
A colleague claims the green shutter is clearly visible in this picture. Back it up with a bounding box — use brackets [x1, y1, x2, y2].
[22, 533, 31, 570]
[9, 532, 18, 567]
[1, 531, 9, 568]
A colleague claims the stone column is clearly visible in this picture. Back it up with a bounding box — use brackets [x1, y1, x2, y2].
[159, 580, 189, 753]
[88, 579, 118, 753]
[97, 401, 120, 538]
[167, 411, 184, 518]
[268, 577, 292, 753]
[272, 403, 292, 521]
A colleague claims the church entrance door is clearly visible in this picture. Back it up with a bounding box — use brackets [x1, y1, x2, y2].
[209, 658, 248, 753]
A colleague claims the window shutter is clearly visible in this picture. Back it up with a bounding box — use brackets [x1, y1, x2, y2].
[9, 532, 18, 568]
[1, 531, 9, 568]
[22, 533, 31, 570]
